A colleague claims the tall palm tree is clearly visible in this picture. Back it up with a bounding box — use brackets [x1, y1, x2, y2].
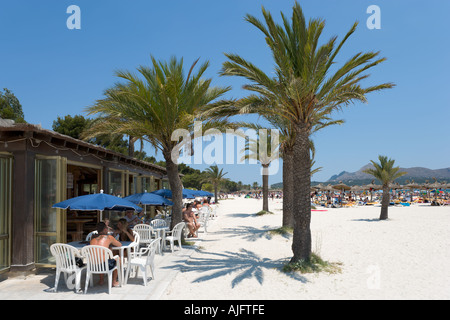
[261, 116, 336, 228]
[209, 106, 338, 227]
[83, 56, 231, 226]
[204, 165, 228, 204]
[363, 155, 406, 220]
[240, 129, 279, 212]
[210, 2, 394, 262]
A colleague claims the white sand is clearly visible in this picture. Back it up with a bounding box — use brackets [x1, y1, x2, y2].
[161, 197, 450, 300]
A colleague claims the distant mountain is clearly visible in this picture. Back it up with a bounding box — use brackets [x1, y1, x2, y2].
[270, 165, 450, 188]
[270, 182, 283, 189]
[326, 164, 450, 185]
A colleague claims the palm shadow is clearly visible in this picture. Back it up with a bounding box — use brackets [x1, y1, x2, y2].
[163, 248, 307, 288]
[227, 213, 256, 218]
[214, 225, 277, 241]
[351, 218, 383, 222]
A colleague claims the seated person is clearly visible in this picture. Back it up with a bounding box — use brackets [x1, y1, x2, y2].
[183, 202, 200, 238]
[103, 218, 115, 234]
[113, 218, 135, 242]
[136, 211, 147, 224]
[193, 200, 203, 218]
[90, 222, 122, 287]
[194, 200, 203, 210]
[202, 198, 210, 208]
[124, 210, 139, 228]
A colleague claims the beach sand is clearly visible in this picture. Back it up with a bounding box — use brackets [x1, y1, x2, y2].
[161, 197, 450, 300]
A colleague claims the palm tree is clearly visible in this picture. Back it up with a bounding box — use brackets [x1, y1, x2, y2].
[363, 155, 406, 220]
[240, 129, 279, 212]
[260, 116, 335, 228]
[210, 105, 338, 228]
[83, 56, 231, 226]
[211, 2, 394, 262]
[204, 165, 228, 203]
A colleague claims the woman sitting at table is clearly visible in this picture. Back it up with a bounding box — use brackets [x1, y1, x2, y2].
[90, 222, 122, 287]
[113, 218, 135, 242]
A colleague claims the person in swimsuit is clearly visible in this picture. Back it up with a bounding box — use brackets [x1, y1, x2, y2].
[183, 203, 200, 238]
[90, 222, 122, 287]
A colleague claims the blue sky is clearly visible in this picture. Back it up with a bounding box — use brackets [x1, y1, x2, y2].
[1, 0, 449, 185]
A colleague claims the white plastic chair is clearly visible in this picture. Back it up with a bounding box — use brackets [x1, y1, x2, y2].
[81, 245, 119, 294]
[202, 205, 213, 219]
[150, 218, 167, 228]
[210, 204, 218, 218]
[155, 209, 165, 218]
[85, 230, 98, 241]
[132, 230, 140, 245]
[164, 222, 185, 253]
[125, 238, 160, 286]
[198, 207, 210, 233]
[130, 230, 141, 256]
[150, 219, 168, 253]
[50, 243, 86, 293]
[133, 224, 154, 246]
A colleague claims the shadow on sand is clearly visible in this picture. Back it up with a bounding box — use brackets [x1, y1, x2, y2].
[351, 218, 381, 222]
[214, 225, 274, 241]
[163, 248, 307, 288]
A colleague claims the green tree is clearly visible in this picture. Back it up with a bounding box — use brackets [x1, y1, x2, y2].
[234, 118, 330, 227]
[363, 155, 406, 220]
[52, 114, 130, 155]
[182, 171, 204, 190]
[83, 56, 231, 226]
[201, 183, 214, 193]
[204, 165, 228, 203]
[222, 179, 238, 193]
[0, 88, 25, 123]
[52, 114, 91, 139]
[241, 129, 279, 212]
[213, 2, 394, 262]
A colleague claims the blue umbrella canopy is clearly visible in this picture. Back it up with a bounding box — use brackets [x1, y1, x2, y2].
[181, 189, 201, 198]
[53, 191, 142, 212]
[185, 189, 214, 197]
[197, 190, 214, 197]
[151, 189, 196, 199]
[124, 192, 174, 206]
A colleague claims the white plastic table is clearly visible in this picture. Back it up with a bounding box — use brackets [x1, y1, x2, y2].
[152, 227, 169, 253]
[67, 240, 134, 287]
[111, 241, 134, 287]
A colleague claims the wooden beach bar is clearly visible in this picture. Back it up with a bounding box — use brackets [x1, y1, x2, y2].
[0, 121, 168, 275]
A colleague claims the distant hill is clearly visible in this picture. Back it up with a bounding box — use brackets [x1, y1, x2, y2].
[271, 164, 450, 188]
[327, 164, 450, 185]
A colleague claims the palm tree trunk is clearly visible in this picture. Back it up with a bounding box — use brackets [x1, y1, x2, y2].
[214, 184, 218, 204]
[290, 126, 312, 263]
[128, 135, 135, 157]
[163, 150, 183, 228]
[282, 148, 294, 228]
[262, 164, 269, 212]
[380, 185, 390, 220]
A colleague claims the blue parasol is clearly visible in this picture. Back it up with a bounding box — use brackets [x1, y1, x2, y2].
[53, 190, 142, 214]
[185, 189, 214, 197]
[151, 188, 196, 199]
[124, 192, 174, 206]
[195, 190, 214, 197]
